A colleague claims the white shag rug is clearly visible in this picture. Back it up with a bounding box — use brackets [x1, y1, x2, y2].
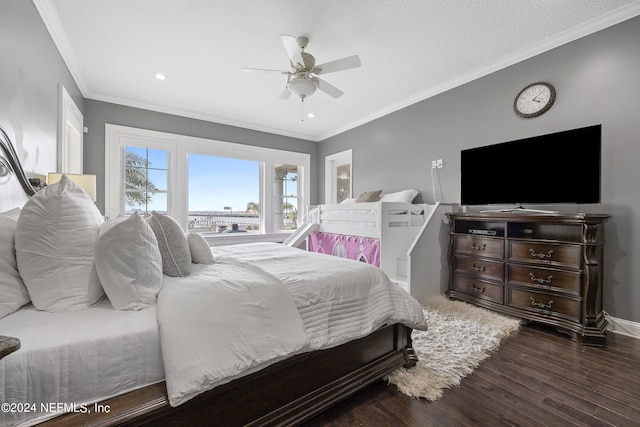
[385, 295, 521, 400]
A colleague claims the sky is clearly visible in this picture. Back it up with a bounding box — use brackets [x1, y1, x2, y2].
[187, 153, 260, 212]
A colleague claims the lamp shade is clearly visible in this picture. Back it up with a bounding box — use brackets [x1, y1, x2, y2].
[47, 173, 97, 202]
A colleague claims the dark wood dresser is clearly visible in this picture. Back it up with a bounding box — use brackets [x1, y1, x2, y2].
[446, 212, 609, 346]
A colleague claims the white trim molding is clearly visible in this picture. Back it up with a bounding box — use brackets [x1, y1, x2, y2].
[605, 314, 640, 340]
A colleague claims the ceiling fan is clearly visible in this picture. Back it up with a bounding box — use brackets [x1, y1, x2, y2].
[241, 35, 361, 101]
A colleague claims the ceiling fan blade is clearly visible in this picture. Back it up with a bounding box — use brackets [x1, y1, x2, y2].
[316, 77, 344, 98]
[280, 34, 305, 68]
[314, 55, 361, 75]
[241, 68, 289, 74]
[278, 88, 291, 100]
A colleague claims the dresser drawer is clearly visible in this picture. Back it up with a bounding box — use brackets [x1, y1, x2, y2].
[454, 275, 503, 304]
[506, 287, 580, 323]
[507, 265, 581, 296]
[454, 255, 503, 281]
[454, 235, 503, 259]
[508, 241, 582, 270]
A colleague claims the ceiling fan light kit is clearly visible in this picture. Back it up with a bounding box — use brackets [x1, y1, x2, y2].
[287, 75, 318, 99]
[242, 34, 361, 107]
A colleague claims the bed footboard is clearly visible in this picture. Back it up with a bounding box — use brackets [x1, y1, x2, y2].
[42, 324, 414, 427]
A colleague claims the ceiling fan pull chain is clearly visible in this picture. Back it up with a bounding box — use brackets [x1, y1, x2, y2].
[301, 96, 305, 122]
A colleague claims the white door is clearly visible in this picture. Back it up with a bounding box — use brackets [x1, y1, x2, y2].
[58, 85, 84, 174]
[324, 149, 352, 204]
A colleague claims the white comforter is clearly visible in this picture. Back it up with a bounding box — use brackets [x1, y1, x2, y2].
[158, 258, 307, 407]
[159, 243, 428, 407]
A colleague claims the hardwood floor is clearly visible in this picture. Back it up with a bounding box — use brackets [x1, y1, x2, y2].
[305, 324, 640, 427]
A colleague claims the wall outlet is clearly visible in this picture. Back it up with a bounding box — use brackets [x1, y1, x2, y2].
[432, 159, 443, 169]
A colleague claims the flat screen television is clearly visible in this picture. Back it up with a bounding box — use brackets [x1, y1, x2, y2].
[460, 125, 601, 207]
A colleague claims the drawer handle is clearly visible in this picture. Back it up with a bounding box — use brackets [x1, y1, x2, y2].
[470, 263, 486, 272]
[529, 248, 554, 259]
[471, 243, 487, 251]
[529, 297, 554, 310]
[529, 273, 553, 285]
[471, 284, 485, 293]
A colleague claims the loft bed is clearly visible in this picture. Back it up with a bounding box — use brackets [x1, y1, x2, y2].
[0, 126, 424, 427]
[285, 198, 455, 300]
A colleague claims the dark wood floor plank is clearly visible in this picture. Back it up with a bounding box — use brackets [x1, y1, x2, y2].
[467, 366, 580, 426]
[506, 334, 640, 401]
[434, 373, 552, 427]
[493, 341, 640, 413]
[304, 325, 640, 427]
[372, 382, 465, 427]
[519, 326, 640, 373]
[499, 353, 639, 421]
[481, 351, 635, 426]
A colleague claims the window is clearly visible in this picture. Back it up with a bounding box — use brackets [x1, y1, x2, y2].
[187, 153, 260, 233]
[124, 146, 168, 214]
[105, 125, 310, 241]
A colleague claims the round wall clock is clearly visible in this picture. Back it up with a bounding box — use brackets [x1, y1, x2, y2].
[513, 82, 556, 118]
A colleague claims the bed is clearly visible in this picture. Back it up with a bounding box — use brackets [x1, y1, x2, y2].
[301, 199, 431, 286]
[285, 197, 454, 300]
[0, 126, 425, 427]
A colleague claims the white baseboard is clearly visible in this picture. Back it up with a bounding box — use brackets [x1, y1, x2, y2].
[605, 313, 640, 339]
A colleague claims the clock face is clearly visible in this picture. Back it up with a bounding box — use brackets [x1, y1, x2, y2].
[514, 82, 556, 118]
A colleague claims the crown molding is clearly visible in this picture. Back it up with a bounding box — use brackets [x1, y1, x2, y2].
[87, 93, 319, 142]
[33, 0, 89, 95]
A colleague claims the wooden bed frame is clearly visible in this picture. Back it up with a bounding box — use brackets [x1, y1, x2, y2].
[45, 324, 415, 426]
[0, 126, 418, 426]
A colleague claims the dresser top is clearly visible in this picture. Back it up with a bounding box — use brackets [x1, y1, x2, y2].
[447, 211, 610, 224]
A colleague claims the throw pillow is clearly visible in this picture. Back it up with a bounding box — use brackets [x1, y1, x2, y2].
[15, 175, 104, 311]
[147, 211, 192, 277]
[96, 212, 163, 310]
[356, 190, 382, 203]
[187, 233, 215, 265]
[0, 208, 30, 319]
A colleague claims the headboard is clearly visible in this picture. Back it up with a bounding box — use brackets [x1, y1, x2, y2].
[0, 125, 35, 212]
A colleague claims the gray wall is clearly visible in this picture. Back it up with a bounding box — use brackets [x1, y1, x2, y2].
[319, 16, 640, 323]
[84, 100, 319, 213]
[0, 0, 84, 176]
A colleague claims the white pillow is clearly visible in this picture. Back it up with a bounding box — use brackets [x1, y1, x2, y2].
[96, 212, 163, 310]
[147, 211, 192, 277]
[15, 175, 104, 312]
[379, 189, 419, 203]
[187, 233, 214, 264]
[0, 208, 30, 319]
[339, 198, 357, 204]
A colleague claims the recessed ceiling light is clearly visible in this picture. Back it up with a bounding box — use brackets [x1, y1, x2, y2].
[307, 113, 315, 118]
[154, 72, 166, 81]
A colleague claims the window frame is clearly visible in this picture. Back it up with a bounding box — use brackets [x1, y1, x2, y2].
[105, 124, 310, 243]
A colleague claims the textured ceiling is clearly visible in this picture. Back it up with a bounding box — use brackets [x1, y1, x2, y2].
[35, 0, 640, 141]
